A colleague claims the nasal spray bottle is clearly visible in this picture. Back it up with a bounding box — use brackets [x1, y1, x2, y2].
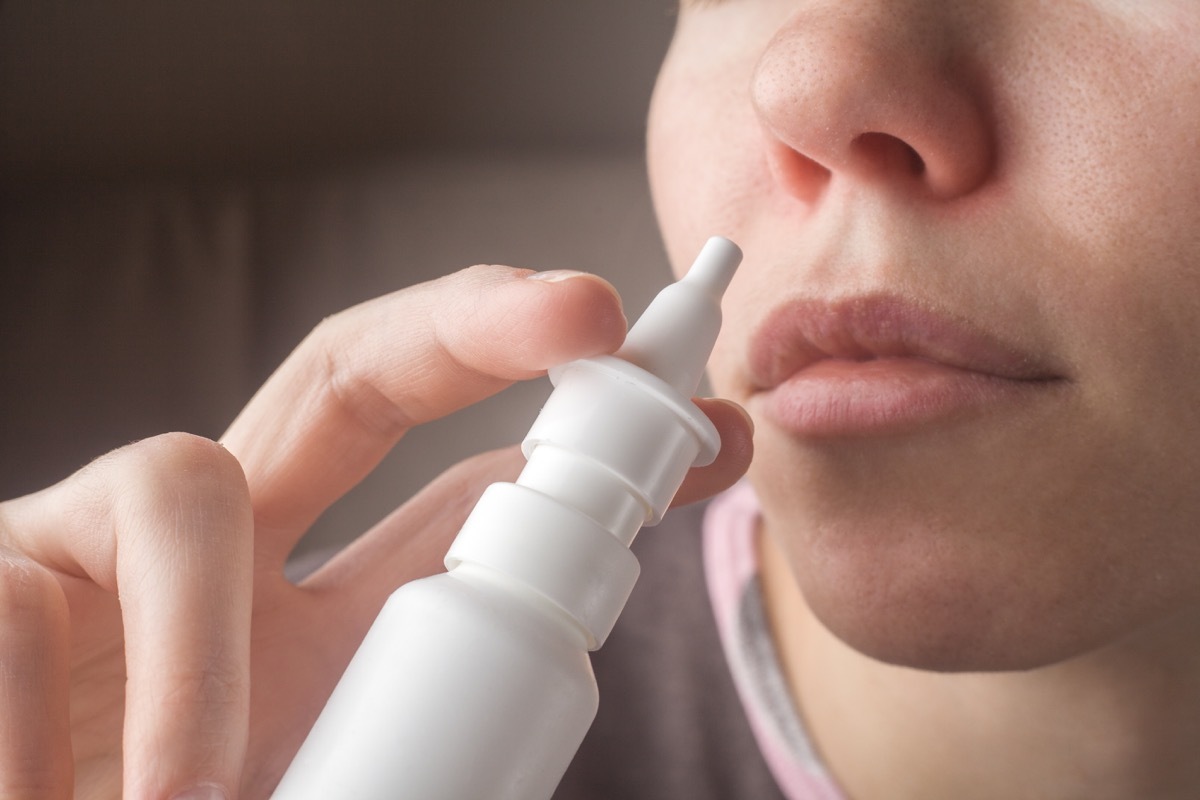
[271, 237, 743, 800]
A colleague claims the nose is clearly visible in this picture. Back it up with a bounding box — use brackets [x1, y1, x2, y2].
[752, 4, 995, 203]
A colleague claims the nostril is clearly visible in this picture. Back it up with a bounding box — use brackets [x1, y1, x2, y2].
[765, 137, 833, 204]
[852, 132, 927, 177]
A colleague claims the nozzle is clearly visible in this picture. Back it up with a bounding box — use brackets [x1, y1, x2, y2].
[678, 236, 742, 299]
[616, 237, 743, 396]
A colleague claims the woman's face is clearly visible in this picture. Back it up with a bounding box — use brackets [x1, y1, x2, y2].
[649, 0, 1200, 670]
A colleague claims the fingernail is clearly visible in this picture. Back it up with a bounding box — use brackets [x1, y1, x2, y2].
[171, 784, 229, 800]
[526, 269, 588, 282]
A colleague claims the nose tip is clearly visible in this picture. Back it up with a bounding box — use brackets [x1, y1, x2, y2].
[752, 14, 994, 203]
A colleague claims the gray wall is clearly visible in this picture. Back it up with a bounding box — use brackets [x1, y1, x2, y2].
[2, 1, 677, 175]
[0, 2, 680, 559]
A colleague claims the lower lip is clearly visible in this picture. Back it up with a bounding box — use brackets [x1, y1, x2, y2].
[752, 358, 1059, 438]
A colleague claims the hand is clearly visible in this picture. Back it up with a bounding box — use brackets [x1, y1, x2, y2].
[0, 265, 754, 799]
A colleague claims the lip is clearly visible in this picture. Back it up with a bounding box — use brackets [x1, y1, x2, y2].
[747, 295, 1066, 437]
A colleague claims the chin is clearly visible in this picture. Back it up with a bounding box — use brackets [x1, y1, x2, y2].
[806, 589, 1079, 673]
[776, 512, 1150, 674]
[749, 414, 1200, 674]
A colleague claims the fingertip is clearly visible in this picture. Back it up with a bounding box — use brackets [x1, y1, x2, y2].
[671, 398, 755, 508]
[445, 267, 627, 375]
[519, 270, 628, 365]
[436, 264, 629, 363]
[698, 397, 755, 470]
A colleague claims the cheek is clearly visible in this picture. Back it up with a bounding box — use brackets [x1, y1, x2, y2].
[997, 5, 1200, 555]
[1012, 20, 1200, 253]
[990, 2, 1200, 298]
[648, 31, 774, 274]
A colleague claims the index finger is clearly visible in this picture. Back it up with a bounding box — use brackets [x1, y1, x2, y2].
[221, 266, 626, 560]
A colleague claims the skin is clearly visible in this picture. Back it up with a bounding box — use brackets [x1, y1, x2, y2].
[651, 0, 1200, 798]
[0, 268, 753, 799]
[7, 1, 1200, 796]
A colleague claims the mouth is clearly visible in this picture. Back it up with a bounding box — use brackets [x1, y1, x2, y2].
[746, 295, 1067, 437]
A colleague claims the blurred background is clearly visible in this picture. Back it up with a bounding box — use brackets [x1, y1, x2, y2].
[0, 0, 680, 560]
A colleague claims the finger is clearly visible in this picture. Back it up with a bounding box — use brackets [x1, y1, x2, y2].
[5, 433, 254, 800]
[221, 267, 627, 563]
[0, 545, 72, 799]
[671, 397, 756, 508]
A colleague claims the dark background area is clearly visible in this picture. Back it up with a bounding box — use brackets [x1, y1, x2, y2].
[0, 1, 680, 558]
[2, 0, 676, 175]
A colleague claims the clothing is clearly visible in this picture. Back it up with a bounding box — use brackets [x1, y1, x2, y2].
[704, 484, 845, 800]
[555, 486, 845, 799]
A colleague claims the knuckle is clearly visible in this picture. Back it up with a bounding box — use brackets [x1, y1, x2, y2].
[119, 433, 250, 514]
[309, 307, 346, 342]
[321, 326, 414, 437]
[307, 296, 385, 351]
[131, 431, 243, 477]
[309, 304, 423, 436]
[457, 263, 521, 280]
[105, 434, 253, 563]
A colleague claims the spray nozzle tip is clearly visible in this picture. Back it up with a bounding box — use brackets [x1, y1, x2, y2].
[683, 236, 743, 299]
[615, 237, 742, 396]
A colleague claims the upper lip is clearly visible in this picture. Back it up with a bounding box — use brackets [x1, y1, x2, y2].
[747, 294, 1065, 389]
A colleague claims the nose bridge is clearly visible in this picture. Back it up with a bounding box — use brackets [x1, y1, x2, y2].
[751, 3, 994, 201]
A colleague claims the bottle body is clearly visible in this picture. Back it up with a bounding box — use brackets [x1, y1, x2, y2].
[270, 238, 741, 799]
[272, 564, 599, 800]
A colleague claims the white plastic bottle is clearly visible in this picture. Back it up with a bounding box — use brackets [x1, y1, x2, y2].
[271, 236, 743, 800]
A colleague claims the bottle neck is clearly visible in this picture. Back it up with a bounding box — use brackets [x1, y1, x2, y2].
[516, 445, 647, 547]
[443, 482, 642, 650]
